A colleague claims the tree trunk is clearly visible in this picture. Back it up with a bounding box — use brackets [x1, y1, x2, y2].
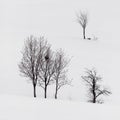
[55, 79, 59, 99]
[93, 94, 96, 103]
[55, 86, 58, 99]
[55, 92, 57, 99]
[92, 88, 96, 103]
[83, 28, 86, 39]
[44, 85, 47, 98]
[33, 84, 36, 98]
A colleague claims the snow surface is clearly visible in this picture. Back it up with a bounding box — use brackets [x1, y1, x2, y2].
[0, 94, 120, 120]
[0, 1, 120, 119]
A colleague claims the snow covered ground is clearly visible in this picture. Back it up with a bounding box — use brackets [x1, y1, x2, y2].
[0, 0, 120, 119]
[0, 0, 120, 101]
[0, 94, 120, 120]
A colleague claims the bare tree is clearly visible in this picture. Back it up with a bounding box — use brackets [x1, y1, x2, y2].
[54, 49, 70, 99]
[19, 35, 47, 97]
[76, 11, 88, 39]
[81, 68, 111, 103]
[38, 47, 55, 98]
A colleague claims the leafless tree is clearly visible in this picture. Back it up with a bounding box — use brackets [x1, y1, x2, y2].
[38, 47, 55, 98]
[81, 68, 111, 103]
[76, 11, 88, 39]
[54, 49, 70, 99]
[19, 35, 47, 97]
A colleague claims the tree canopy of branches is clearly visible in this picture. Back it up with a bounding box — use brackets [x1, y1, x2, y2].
[38, 47, 55, 98]
[19, 35, 47, 97]
[76, 11, 88, 39]
[81, 68, 111, 103]
[19, 35, 71, 99]
[54, 49, 70, 99]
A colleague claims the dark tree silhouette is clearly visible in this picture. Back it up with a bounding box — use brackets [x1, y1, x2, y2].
[54, 49, 70, 99]
[38, 47, 55, 98]
[19, 35, 47, 97]
[81, 68, 111, 103]
[77, 11, 88, 39]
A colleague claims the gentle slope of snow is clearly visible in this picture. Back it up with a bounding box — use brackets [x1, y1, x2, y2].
[0, 95, 120, 120]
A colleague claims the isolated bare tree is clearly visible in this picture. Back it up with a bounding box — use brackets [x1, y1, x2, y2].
[19, 35, 47, 97]
[38, 47, 55, 98]
[54, 49, 70, 99]
[81, 68, 111, 103]
[77, 11, 88, 39]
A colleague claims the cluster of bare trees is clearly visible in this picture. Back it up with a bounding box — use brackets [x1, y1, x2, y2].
[19, 35, 70, 99]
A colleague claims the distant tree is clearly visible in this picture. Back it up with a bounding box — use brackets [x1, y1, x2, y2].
[19, 35, 47, 97]
[38, 47, 55, 98]
[81, 68, 111, 103]
[54, 49, 70, 99]
[76, 11, 88, 39]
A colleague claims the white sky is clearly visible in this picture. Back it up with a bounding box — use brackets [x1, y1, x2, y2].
[0, 0, 120, 102]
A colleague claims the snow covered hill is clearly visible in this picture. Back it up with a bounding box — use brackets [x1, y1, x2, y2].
[0, 1, 120, 120]
[1, 0, 120, 108]
[0, 94, 120, 120]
